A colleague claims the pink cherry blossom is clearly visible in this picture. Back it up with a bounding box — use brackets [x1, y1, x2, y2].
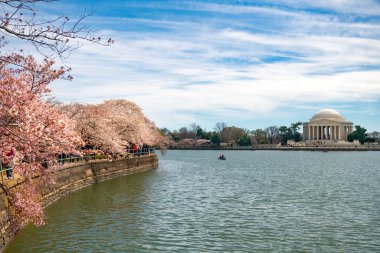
[0, 55, 83, 230]
[62, 99, 169, 153]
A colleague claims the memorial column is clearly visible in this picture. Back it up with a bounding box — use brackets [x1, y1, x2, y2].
[328, 126, 330, 139]
[322, 126, 324, 140]
[344, 126, 347, 140]
[316, 126, 319, 140]
[337, 125, 340, 140]
[332, 126, 335, 140]
[338, 126, 341, 140]
[321, 126, 323, 140]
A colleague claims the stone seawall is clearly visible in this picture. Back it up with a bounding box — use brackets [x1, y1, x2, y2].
[0, 154, 158, 252]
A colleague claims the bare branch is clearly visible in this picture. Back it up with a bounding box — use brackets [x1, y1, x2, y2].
[0, 0, 113, 61]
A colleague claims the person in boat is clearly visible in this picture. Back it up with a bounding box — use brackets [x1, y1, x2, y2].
[219, 154, 226, 160]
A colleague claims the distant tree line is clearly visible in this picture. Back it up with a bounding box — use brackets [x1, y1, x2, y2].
[160, 122, 252, 147]
[160, 122, 379, 147]
[160, 121, 305, 147]
[347, 126, 379, 144]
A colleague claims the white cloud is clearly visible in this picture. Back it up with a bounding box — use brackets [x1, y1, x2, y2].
[51, 30, 380, 129]
[268, 0, 380, 15]
[41, 1, 380, 129]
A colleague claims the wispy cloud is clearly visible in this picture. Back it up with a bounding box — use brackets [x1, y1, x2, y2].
[43, 0, 380, 130]
[270, 0, 380, 15]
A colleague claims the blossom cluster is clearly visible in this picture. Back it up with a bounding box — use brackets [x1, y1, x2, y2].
[0, 55, 82, 229]
[62, 99, 168, 153]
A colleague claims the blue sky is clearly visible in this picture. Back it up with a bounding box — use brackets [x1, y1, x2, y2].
[32, 0, 380, 131]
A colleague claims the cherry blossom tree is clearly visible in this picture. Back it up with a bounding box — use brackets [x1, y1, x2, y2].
[0, 1, 165, 233]
[101, 100, 158, 147]
[62, 99, 169, 153]
[0, 0, 112, 230]
[0, 55, 83, 230]
[61, 103, 123, 152]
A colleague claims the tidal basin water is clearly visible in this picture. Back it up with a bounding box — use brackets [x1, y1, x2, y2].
[6, 150, 380, 252]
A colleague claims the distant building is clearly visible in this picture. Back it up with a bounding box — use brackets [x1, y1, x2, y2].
[303, 109, 353, 141]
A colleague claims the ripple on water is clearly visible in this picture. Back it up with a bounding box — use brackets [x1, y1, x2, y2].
[5, 150, 380, 253]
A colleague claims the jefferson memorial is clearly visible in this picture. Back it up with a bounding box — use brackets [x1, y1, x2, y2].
[303, 109, 353, 141]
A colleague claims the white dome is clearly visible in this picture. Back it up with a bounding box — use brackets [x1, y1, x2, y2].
[315, 108, 341, 116]
[310, 108, 347, 122]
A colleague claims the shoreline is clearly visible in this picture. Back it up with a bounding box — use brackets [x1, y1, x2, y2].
[1, 155, 158, 253]
[167, 147, 380, 151]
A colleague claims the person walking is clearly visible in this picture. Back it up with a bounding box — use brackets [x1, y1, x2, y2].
[133, 144, 139, 157]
